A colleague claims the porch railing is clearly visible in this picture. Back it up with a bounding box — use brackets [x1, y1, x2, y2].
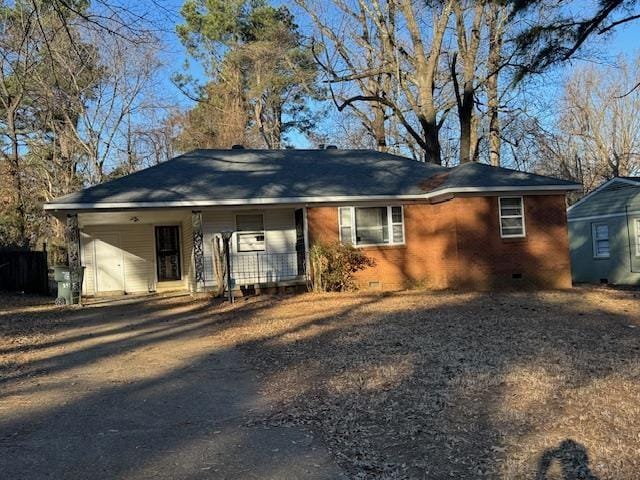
[230, 251, 306, 285]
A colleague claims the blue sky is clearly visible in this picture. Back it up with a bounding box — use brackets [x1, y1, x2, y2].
[151, 1, 640, 149]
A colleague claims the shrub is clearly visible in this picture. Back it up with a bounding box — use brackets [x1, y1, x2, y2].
[309, 242, 375, 292]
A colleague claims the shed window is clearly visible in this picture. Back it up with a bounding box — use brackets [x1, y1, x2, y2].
[338, 206, 404, 246]
[499, 197, 525, 238]
[635, 219, 640, 257]
[592, 223, 610, 258]
[236, 214, 265, 252]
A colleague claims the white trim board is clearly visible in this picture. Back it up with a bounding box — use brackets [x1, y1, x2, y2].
[44, 185, 581, 211]
[635, 218, 640, 257]
[568, 210, 640, 223]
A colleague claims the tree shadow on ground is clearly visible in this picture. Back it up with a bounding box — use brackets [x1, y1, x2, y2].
[235, 289, 640, 478]
[1, 288, 639, 479]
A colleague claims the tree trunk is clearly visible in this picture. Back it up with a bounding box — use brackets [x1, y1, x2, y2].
[372, 102, 388, 151]
[487, 74, 500, 166]
[254, 101, 271, 148]
[6, 105, 28, 248]
[399, 0, 451, 165]
[421, 112, 442, 164]
[452, 2, 484, 164]
[272, 104, 282, 149]
[458, 86, 474, 163]
[487, 3, 504, 167]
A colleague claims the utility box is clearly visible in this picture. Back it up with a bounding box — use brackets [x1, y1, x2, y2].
[53, 265, 84, 305]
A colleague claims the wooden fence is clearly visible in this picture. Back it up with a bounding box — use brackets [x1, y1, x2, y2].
[0, 250, 49, 294]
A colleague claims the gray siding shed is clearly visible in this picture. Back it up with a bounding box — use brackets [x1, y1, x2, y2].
[568, 178, 640, 285]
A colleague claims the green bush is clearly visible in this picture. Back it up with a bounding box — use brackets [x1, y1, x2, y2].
[309, 242, 375, 292]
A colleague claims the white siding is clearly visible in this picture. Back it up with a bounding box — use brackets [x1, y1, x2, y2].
[79, 208, 297, 294]
[182, 217, 195, 292]
[202, 210, 235, 287]
[124, 225, 157, 293]
[81, 224, 156, 295]
[264, 209, 297, 253]
[80, 232, 94, 295]
[202, 208, 297, 286]
[81, 220, 193, 295]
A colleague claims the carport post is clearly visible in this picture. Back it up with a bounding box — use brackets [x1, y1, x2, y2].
[65, 213, 82, 306]
[192, 211, 205, 292]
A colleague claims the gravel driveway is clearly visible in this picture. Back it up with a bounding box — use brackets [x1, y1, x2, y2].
[0, 294, 341, 479]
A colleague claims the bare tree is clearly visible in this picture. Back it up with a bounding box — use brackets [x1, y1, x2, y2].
[299, 0, 454, 164]
[0, 0, 175, 248]
[36, 27, 163, 184]
[450, 1, 484, 164]
[0, 4, 48, 247]
[485, 2, 507, 167]
[303, 0, 393, 151]
[535, 59, 640, 192]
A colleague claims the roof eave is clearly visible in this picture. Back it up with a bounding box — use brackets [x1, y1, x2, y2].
[43, 184, 581, 212]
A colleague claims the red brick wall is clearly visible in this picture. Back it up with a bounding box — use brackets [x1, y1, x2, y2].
[306, 194, 571, 290]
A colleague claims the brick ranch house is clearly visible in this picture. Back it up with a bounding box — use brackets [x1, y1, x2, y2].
[44, 149, 580, 295]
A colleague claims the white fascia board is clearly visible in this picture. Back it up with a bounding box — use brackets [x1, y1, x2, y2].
[568, 210, 640, 223]
[429, 185, 581, 195]
[43, 184, 581, 211]
[43, 194, 430, 211]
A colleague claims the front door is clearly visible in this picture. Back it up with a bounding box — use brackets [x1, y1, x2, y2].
[95, 233, 124, 292]
[155, 226, 181, 281]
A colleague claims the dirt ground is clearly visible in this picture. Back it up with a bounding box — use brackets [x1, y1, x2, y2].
[2, 287, 640, 479]
[0, 293, 341, 480]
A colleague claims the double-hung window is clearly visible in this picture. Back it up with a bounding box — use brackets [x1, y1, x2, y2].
[635, 219, 640, 257]
[499, 197, 525, 238]
[592, 223, 610, 258]
[339, 206, 404, 246]
[236, 214, 265, 252]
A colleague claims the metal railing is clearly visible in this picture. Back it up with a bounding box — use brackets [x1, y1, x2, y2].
[230, 251, 306, 285]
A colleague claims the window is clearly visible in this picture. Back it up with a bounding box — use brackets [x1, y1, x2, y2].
[592, 223, 610, 258]
[499, 197, 525, 238]
[236, 214, 265, 252]
[155, 226, 181, 281]
[356, 207, 389, 245]
[339, 207, 353, 245]
[635, 219, 640, 257]
[338, 206, 404, 246]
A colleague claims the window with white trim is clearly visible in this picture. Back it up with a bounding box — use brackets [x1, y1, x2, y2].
[592, 222, 610, 258]
[498, 197, 525, 238]
[338, 206, 404, 246]
[635, 219, 640, 257]
[236, 214, 265, 252]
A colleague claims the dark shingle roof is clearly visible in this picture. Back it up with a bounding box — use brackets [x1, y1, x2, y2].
[568, 177, 640, 218]
[45, 149, 580, 209]
[432, 162, 579, 190]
